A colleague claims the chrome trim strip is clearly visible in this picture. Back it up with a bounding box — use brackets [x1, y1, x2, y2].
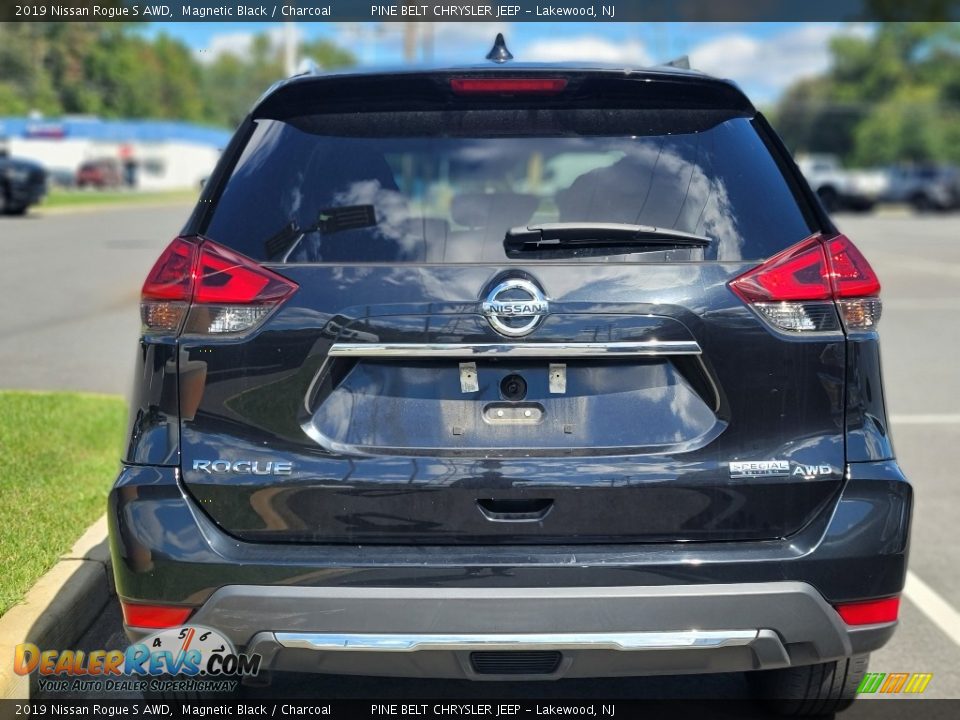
[328, 341, 701, 358]
[275, 630, 757, 653]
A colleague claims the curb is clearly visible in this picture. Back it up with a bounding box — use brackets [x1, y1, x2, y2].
[0, 516, 113, 700]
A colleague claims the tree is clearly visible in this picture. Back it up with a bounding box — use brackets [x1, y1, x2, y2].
[202, 34, 357, 128]
[852, 87, 947, 165]
[775, 78, 867, 159]
[0, 23, 356, 129]
[774, 23, 960, 165]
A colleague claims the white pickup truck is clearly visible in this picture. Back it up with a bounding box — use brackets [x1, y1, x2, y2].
[796, 154, 888, 212]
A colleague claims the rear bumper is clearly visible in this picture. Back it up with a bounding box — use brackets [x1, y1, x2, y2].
[127, 582, 895, 680]
[109, 460, 911, 678]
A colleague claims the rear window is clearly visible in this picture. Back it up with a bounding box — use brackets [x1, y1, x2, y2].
[204, 111, 813, 263]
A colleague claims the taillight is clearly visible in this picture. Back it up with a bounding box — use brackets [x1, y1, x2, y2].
[450, 77, 568, 95]
[140, 237, 198, 333]
[121, 600, 194, 629]
[834, 596, 900, 625]
[824, 235, 883, 333]
[729, 233, 881, 333]
[140, 236, 297, 336]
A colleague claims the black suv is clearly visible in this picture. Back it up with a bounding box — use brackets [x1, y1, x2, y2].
[0, 153, 46, 215]
[109, 54, 911, 714]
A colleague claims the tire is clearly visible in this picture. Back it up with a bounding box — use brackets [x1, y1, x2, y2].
[911, 193, 934, 213]
[747, 654, 870, 716]
[816, 187, 839, 213]
[5, 203, 28, 216]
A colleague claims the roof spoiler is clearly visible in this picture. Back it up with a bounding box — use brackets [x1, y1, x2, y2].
[254, 69, 754, 119]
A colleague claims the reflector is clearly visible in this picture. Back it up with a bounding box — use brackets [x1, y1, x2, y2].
[121, 601, 194, 629]
[834, 596, 900, 625]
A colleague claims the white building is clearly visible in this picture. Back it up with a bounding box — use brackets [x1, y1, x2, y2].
[0, 116, 230, 190]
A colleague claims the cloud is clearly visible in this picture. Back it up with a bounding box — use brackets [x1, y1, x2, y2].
[334, 22, 513, 64]
[505, 24, 870, 103]
[200, 22, 512, 70]
[198, 25, 305, 64]
[200, 32, 255, 61]
[432, 22, 514, 43]
[522, 35, 652, 65]
[688, 23, 872, 101]
[196, 22, 873, 103]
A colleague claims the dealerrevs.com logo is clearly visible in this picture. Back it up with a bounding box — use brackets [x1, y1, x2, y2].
[15, 626, 261, 694]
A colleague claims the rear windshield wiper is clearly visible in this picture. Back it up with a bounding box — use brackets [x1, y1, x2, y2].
[263, 205, 379, 260]
[504, 223, 711, 258]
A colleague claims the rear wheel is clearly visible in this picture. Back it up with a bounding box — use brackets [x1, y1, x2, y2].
[748, 654, 869, 716]
[816, 186, 839, 213]
[911, 192, 935, 213]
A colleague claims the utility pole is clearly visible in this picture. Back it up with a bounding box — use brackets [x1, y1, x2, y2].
[283, 22, 297, 76]
[403, 22, 418, 63]
[422, 23, 434, 63]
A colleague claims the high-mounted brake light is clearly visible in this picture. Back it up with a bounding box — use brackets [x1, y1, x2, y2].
[140, 236, 298, 335]
[121, 600, 195, 629]
[450, 77, 568, 95]
[834, 596, 900, 626]
[730, 233, 881, 333]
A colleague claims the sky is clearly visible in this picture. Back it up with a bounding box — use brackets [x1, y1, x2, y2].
[143, 22, 871, 105]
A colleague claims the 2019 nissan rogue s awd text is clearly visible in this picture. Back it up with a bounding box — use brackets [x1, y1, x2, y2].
[109, 49, 912, 714]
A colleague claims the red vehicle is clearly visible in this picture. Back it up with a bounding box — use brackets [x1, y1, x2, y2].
[76, 158, 122, 189]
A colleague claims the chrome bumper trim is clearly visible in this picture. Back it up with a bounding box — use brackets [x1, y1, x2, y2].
[274, 630, 757, 653]
[328, 341, 701, 358]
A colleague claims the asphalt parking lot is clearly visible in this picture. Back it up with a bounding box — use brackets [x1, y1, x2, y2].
[2, 204, 959, 701]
